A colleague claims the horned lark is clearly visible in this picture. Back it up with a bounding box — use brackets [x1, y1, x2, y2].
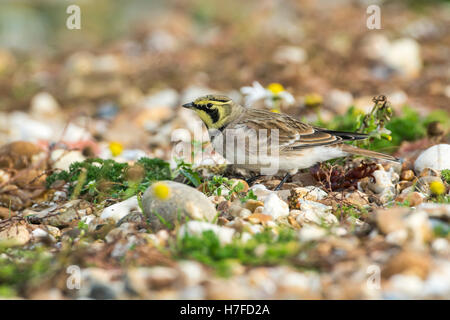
[183, 94, 399, 188]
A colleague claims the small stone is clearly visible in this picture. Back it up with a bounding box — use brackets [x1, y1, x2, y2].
[178, 260, 206, 286]
[30, 92, 60, 117]
[27, 200, 92, 228]
[394, 192, 424, 207]
[367, 168, 397, 203]
[431, 238, 449, 255]
[419, 168, 440, 177]
[100, 196, 141, 223]
[404, 211, 432, 248]
[243, 199, 265, 212]
[298, 225, 327, 242]
[400, 170, 415, 181]
[273, 45, 307, 64]
[142, 181, 216, 231]
[288, 186, 327, 208]
[247, 213, 273, 225]
[383, 250, 431, 280]
[31, 228, 54, 242]
[295, 200, 337, 227]
[324, 89, 354, 115]
[375, 207, 409, 234]
[0, 141, 43, 169]
[0, 207, 15, 219]
[344, 191, 369, 207]
[249, 184, 272, 201]
[50, 149, 85, 171]
[414, 144, 450, 173]
[262, 193, 289, 220]
[0, 222, 31, 246]
[179, 221, 235, 245]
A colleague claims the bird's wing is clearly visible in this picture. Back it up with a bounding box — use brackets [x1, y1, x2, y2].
[235, 109, 367, 152]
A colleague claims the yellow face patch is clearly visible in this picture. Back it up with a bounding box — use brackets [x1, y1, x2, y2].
[192, 100, 232, 129]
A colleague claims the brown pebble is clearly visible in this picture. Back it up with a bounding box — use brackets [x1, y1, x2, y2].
[400, 170, 415, 181]
[244, 199, 264, 212]
[420, 168, 439, 177]
[0, 206, 16, 219]
[395, 192, 423, 207]
[383, 250, 431, 280]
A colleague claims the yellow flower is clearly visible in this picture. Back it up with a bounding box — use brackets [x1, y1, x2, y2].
[109, 141, 123, 157]
[304, 93, 323, 108]
[267, 83, 285, 95]
[152, 182, 171, 200]
[270, 108, 280, 113]
[430, 181, 446, 196]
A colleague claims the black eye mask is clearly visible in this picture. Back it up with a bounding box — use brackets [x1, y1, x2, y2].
[194, 103, 220, 123]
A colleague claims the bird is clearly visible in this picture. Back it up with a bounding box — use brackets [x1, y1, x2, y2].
[182, 94, 399, 189]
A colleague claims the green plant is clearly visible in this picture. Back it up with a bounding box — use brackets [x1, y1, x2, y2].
[46, 157, 172, 202]
[315, 99, 450, 153]
[0, 246, 56, 294]
[173, 158, 202, 187]
[441, 170, 450, 184]
[173, 227, 300, 277]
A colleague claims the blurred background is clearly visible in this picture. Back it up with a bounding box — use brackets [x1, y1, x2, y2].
[1, 0, 450, 301]
[0, 0, 449, 158]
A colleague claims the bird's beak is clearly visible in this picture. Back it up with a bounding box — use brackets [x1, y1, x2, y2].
[182, 102, 194, 109]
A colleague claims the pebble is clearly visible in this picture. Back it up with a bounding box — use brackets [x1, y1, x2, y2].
[414, 144, 450, 173]
[100, 196, 141, 223]
[394, 191, 424, 207]
[363, 35, 422, 78]
[273, 45, 307, 64]
[288, 186, 328, 207]
[298, 225, 327, 242]
[142, 181, 216, 231]
[0, 222, 31, 245]
[0, 207, 16, 219]
[27, 199, 91, 227]
[431, 238, 449, 255]
[142, 88, 179, 109]
[324, 89, 353, 115]
[30, 92, 60, 117]
[0, 141, 44, 169]
[50, 149, 85, 171]
[262, 193, 289, 220]
[400, 169, 415, 181]
[367, 167, 397, 203]
[384, 250, 431, 280]
[179, 221, 235, 245]
[295, 199, 337, 227]
[249, 184, 272, 201]
[178, 260, 206, 286]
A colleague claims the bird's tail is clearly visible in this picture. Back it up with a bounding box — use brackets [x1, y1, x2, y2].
[341, 144, 400, 162]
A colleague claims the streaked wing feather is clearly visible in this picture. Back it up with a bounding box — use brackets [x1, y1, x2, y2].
[237, 109, 347, 151]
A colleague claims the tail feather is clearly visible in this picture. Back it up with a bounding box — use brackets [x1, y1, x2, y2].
[341, 144, 400, 162]
[320, 129, 369, 141]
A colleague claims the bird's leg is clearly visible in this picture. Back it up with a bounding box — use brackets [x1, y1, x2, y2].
[274, 173, 290, 191]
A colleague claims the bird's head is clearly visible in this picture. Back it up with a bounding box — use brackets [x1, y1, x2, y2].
[182, 95, 241, 129]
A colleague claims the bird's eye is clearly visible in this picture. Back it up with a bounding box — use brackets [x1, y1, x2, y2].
[207, 103, 213, 108]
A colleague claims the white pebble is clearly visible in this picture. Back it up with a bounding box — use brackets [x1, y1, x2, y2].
[100, 196, 141, 223]
[414, 144, 450, 173]
[262, 193, 289, 220]
[179, 221, 235, 245]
